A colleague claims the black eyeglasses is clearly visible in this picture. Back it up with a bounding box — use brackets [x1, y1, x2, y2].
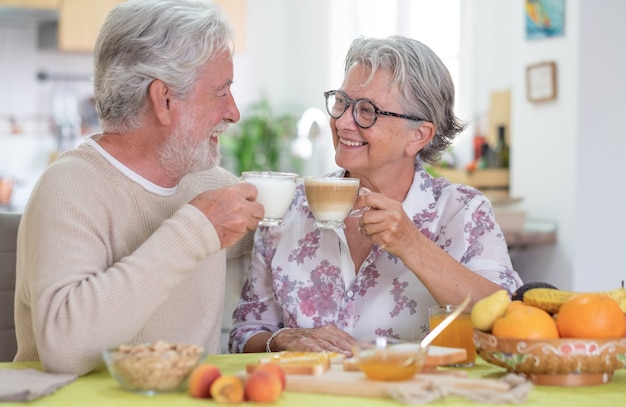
[324, 90, 426, 129]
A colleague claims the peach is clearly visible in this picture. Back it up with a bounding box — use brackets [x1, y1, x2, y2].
[210, 375, 245, 404]
[244, 370, 282, 403]
[188, 364, 221, 398]
[255, 363, 286, 391]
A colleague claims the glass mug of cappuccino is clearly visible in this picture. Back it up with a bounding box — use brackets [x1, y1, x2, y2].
[304, 176, 367, 229]
[242, 171, 298, 226]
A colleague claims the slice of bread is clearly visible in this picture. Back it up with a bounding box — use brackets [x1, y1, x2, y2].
[246, 351, 341, 376]
[342, 357, 361, 372]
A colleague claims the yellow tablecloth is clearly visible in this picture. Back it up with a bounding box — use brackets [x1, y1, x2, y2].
[1, 354, 625, 406]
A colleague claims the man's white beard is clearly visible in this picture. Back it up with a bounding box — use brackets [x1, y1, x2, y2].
[160, 113, 227, 179]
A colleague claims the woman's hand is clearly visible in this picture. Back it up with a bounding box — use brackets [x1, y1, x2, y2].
[271, 325, 356, 356]
[354, 191, 420, 258]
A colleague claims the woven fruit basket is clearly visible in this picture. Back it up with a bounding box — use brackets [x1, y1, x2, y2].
[474, 330, 626, 386]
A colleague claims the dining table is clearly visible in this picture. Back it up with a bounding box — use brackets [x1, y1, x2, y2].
[1, 353, 625, 406]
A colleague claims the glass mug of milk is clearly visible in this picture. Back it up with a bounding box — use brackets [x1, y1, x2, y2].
[242, 171, 298, 226]
[304, 176, 367, 229]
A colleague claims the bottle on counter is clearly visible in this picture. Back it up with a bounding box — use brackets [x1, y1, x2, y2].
[494, 125, 510, 168]
[473, 132, 486, 162]
[477, 142, 496, 169]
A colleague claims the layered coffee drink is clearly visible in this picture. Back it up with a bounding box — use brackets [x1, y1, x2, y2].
[304, 177, 360, 229]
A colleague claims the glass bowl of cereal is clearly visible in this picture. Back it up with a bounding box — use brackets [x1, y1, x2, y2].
[102, 341, 206, 395]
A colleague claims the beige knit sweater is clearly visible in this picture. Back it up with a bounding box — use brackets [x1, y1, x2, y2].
[13, 141, 249, 375]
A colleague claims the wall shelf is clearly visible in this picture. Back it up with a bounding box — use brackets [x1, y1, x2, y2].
[431, 167, 509, 190]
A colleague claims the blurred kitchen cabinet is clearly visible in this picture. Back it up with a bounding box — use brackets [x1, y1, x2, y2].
[0, 0, 59, 8]
[1, 0, 246, 53]
[214, 0, 246, 53]
[0, 0, 121, 52]
[58, 0, 246, 53]
[57, 0, 122, 52]
[433, 167, 509, 191]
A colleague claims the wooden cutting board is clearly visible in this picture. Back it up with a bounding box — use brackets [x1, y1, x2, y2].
[285, 365, 506, 398]
[286, 346, 470, 398]
[342, 345, 466, 371]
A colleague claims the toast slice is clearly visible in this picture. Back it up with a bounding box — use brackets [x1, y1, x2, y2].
[246, 351, 343, 376]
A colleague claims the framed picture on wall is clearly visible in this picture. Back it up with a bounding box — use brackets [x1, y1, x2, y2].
[526, 62, 557, 103]
[526, 0, 565, 40]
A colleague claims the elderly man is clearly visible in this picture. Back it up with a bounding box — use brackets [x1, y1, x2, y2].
[14, 0, 263, 375]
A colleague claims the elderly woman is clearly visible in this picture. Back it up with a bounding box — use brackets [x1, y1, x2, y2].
[230, 36, 522, 355]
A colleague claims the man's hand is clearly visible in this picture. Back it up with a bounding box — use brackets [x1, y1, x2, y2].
[190, 183, 264, 248]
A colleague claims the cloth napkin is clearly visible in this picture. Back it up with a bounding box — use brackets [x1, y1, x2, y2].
[388, 373, 533, 404]
[0, 369, 78, 401]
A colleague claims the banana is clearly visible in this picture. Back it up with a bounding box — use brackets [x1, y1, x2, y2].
[522, 288, 573, 314]
[523, 285, 626, 314]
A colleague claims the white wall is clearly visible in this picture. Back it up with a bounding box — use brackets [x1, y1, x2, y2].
[508, 0, 578, 289]
[573, 0, 626, 289]
[510, 0, 626, 291]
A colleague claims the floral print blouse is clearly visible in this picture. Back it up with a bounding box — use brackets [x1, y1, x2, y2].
[229, 164, 522, 353]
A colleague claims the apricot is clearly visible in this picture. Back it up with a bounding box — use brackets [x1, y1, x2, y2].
[254, 363, 286, 391]
[244, 370, 282, 403]
[188, 364, 221, 398]
[210, 375, 245, 404]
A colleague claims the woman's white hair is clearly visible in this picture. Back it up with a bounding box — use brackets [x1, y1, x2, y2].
[344, 36, 466, 164]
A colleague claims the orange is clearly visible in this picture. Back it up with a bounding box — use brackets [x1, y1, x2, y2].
[507, 300, 525, 310]
[492, 303, 559, 339]
[556, 293, 625, 338]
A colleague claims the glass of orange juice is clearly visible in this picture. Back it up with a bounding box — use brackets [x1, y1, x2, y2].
[428, 304, 476, 367]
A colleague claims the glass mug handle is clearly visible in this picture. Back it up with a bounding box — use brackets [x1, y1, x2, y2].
[349, 187, 371, 217]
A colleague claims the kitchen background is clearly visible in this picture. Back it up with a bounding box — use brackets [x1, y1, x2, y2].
[1, 0, 625, 350]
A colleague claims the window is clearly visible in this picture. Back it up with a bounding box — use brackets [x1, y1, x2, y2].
[329, 0, 461, 102]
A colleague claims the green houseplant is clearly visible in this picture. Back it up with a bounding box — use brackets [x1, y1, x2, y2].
[222, 98, 297, 174]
